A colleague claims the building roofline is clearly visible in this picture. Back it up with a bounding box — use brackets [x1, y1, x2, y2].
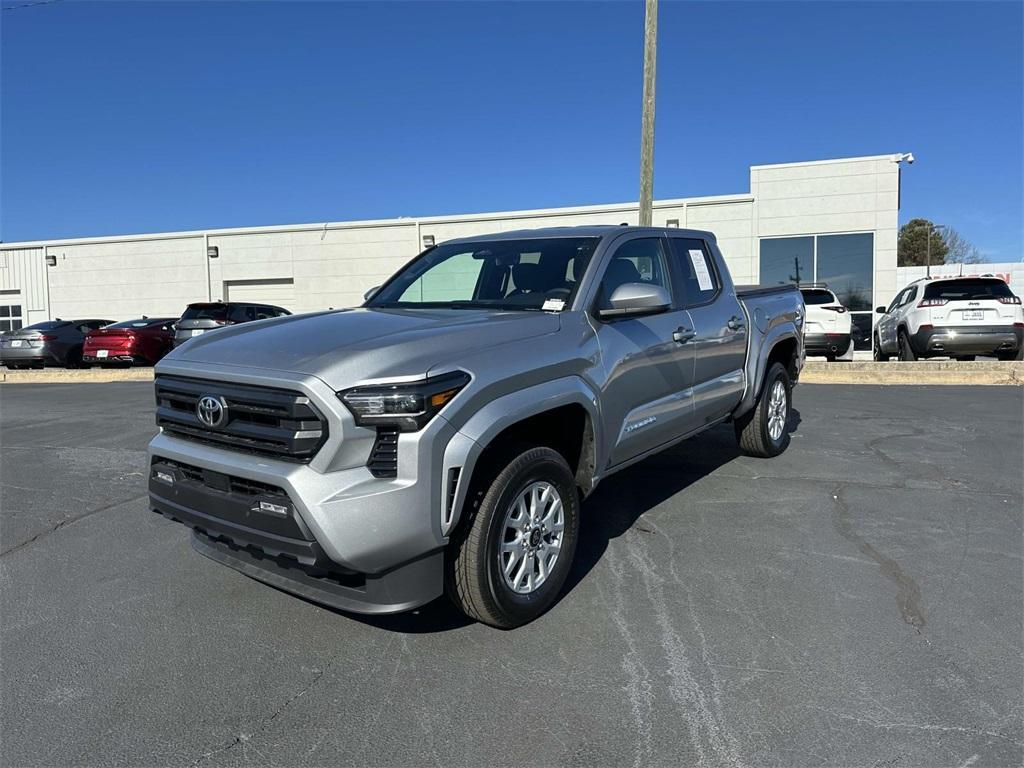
[750, 153, 900, 171]
[0, 193, 753, 250]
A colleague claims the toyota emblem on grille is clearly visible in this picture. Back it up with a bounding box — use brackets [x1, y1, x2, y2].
[196, 395, 227, 428]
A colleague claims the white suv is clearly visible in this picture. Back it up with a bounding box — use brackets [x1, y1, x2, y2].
[800, 286, 853, 361]
[874, 276, 1024, 361]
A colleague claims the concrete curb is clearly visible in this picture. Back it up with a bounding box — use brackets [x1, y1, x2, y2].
[0, 368, 156, 384]
[2, 360, 1022, 386]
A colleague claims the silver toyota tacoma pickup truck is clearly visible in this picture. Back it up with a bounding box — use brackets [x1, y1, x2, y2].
[148, 226, 804, 628]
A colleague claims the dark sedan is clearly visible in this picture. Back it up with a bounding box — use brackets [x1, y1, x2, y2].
[0, 319, 114, 369]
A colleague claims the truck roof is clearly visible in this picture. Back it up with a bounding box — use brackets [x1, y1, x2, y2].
[443, 225, 717, 245]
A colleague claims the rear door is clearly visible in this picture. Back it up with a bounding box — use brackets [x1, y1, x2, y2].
[667, 237, 747, 427]
[592, 234, 698, 467]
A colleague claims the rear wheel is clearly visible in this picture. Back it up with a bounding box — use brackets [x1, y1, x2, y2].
[447, 447, 580, 629]
[873, 333, 890, 362]
[997, 349, 1023, 361]
[897, 330, 917, 361]
[735, 362, 792, 458]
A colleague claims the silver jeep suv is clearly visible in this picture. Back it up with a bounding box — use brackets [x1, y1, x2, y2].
[149, 226, 804, 627]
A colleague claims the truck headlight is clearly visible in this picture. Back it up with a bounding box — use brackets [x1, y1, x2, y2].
[339, 371, 470, 432]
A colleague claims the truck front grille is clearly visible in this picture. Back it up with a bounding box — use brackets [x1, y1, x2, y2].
[155, 375, 328, 462]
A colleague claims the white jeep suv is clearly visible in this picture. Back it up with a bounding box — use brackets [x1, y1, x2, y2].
[874, 276, 1024, 361]
[800, 286, 853, 361]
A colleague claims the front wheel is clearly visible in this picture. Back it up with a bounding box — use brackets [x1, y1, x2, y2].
[735, 362, 792, 458]
[873, 333, 890, 362]
[447, 447, 580, 629]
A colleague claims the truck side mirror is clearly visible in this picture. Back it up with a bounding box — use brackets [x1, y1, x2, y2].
[875, 306, 886, 313]
[598, 283, 671, 320]
[364, 286, 380, 302]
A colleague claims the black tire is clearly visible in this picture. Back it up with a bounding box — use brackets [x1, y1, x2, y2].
[955, 355, 976, 362]
[825, 354, 836, 363]
[735, 362, 792, 458]
[897, 330, 917, 361]
[447, 446, 580, 629]
[997, 349, 1023, 361]
[873, 333, 890, 362]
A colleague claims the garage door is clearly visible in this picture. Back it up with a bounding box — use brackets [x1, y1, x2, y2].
[223, 279, 295, 309]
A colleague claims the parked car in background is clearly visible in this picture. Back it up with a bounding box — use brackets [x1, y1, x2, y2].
[874, 276, 1024, 361]
[0, 319, 114, 369]
[83, 317, 178, 366]
[173, 302, 290, 347]
[799, 285, 852, 362]
[149, 225, 805, 628]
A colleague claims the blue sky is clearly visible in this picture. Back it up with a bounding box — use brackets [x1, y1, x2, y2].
[2, 1, 1021, 259]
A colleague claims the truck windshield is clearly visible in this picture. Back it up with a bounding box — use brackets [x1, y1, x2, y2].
[367, 237, 599, 311]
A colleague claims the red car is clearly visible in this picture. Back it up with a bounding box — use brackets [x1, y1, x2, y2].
[83, 317, 178, 366]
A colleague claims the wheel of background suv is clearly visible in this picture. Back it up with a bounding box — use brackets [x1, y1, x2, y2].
[873, 333, 890, 362]
[447, 447, 580, 629]
[735, 362, 792, 458]
[897, 330, 917, 361]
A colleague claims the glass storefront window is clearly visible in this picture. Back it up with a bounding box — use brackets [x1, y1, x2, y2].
[815, 233, 874, 311]
[759, 232, 876, 353]
[759, 237, 813, 285]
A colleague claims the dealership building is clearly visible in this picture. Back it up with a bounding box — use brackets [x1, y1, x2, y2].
[1, 153, 912, 350]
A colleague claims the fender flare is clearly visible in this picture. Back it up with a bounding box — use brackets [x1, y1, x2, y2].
[735, 327, 801, 420]
[438, 376, 601, 537]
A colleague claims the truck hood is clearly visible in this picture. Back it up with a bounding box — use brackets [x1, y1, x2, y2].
[163, 308, 561, 388]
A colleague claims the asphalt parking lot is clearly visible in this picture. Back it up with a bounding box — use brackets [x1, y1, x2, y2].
[2, 383, 1021, 767]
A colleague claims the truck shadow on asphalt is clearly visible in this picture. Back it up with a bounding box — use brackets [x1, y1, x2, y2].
[347, 409, 801, 634]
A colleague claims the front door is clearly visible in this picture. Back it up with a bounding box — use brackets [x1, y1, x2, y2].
[592, 235, 698, 467]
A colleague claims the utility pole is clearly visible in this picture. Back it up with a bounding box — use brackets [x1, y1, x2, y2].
[926, 221, 932, 278]
[638, 0, 658, 227]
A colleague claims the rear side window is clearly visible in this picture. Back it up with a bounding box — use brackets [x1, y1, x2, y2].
[228, 305, 255, 323]
[668, 238, 719, 306]
[254, 306, 278, 320]
[181, 304, 229, 321]
[800, 289, 836, 305]
[923, 279, 1013, 300]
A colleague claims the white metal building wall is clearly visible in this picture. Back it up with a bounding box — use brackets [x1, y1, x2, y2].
[0, 154, 905, 322]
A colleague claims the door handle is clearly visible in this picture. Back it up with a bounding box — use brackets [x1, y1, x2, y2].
[673, 327, 696, 343]
[727, 316, 745, 331]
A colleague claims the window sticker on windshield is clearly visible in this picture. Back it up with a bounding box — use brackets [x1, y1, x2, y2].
[688, 249, 714, 291]
[542, 298, 566, 312]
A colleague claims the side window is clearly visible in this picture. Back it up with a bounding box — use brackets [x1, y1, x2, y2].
[597, 238, 671, 310]
[254, 306, 276, 320]
[229, 305, 255, 323]
[904, 286, 918, 306]
[668, 238, 720, 306]
[886, 290, 905, 314]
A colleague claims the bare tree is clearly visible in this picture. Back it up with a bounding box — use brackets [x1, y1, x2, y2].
[943, 227, 985, 264]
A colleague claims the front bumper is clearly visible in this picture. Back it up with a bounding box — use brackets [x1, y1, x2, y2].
[910, 325, 1023, 356]
[149, 454, 445, 614]
[804, 332, 851, 357]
